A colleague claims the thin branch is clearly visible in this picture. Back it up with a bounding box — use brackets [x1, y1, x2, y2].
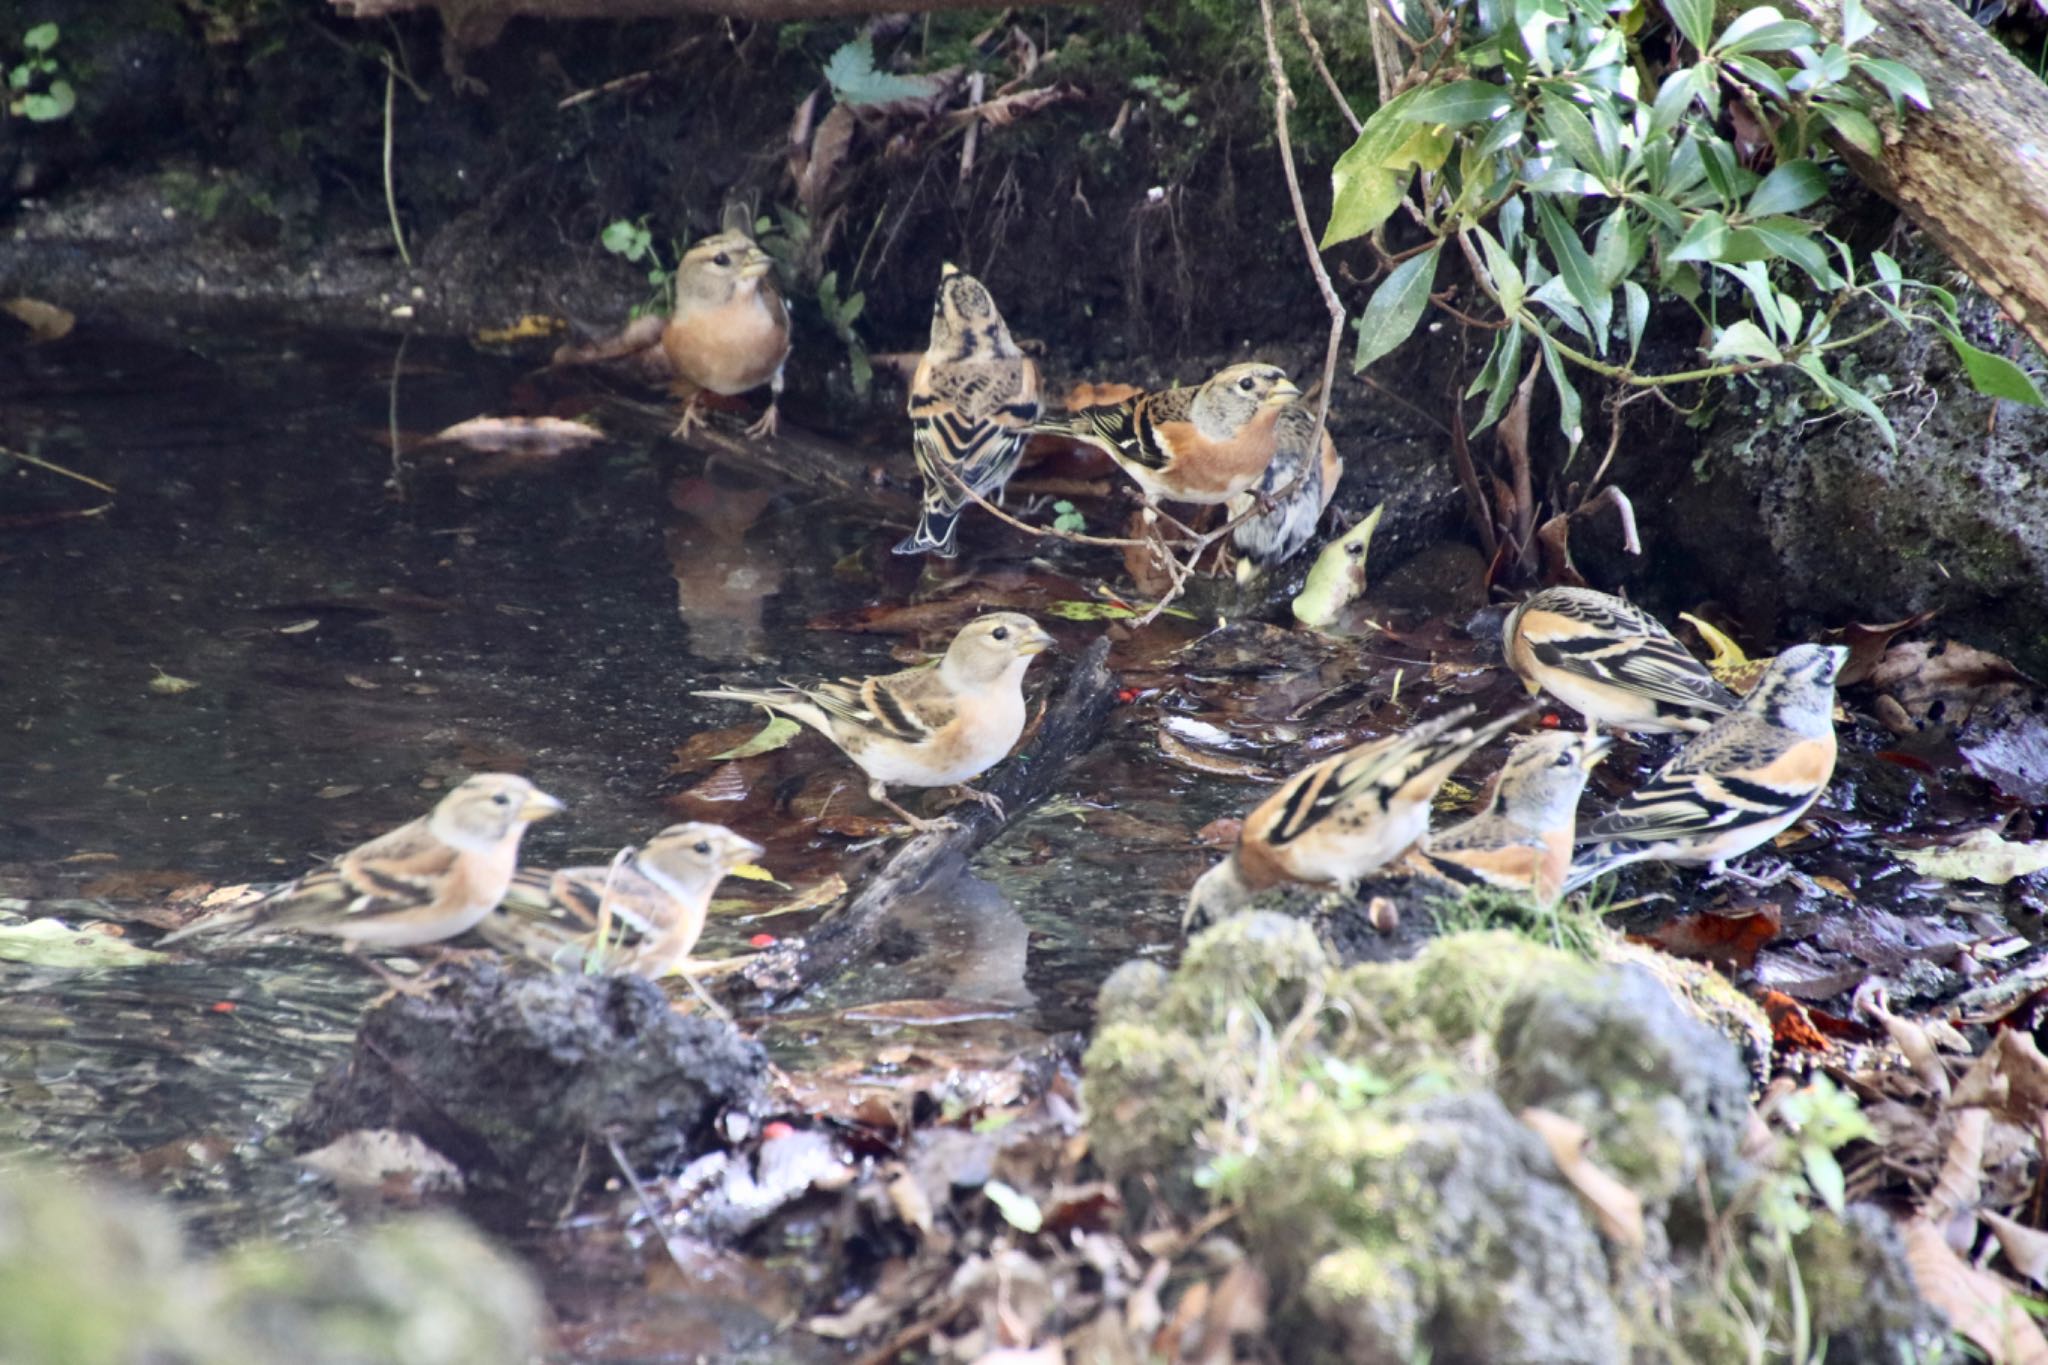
[380, 56, 412, 269]
[2, 446, 116, 494]
[1289, 0, 1363, 135]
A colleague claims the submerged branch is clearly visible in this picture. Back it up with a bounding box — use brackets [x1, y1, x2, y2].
[727, 636, 1117, 1009]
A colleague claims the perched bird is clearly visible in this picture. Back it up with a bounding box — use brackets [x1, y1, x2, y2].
[502, 822, 765, 979]
[1036, 362, 1300, 507]
[160, 774, 564, 950]
[662, 206, 791, 440]
[1416, 731, 1612, 907]
[1185, 705, 1530, 930]
[695, 612, 1056, 832]
[1228, 397, 1343, 580]
[896, 264, 1043, 558]
[1565, 643, 1847, 894]
[1503, 586, 1739, 735]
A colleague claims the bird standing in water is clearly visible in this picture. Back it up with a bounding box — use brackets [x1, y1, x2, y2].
[662, 206, 792, 440]
[897, 264, 1042, 558]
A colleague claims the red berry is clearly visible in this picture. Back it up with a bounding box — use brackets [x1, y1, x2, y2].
[749, 933, 777, 948]
[762, 1121, 796, 1141]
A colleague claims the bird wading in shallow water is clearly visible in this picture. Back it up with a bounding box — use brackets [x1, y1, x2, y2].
[897, 264, 1043, 559]
[1228, 397, 1343, 580]
[1564, 643, 1847, 894]
[502, 822, 765, 979]
[160, 774, 564, 951]
[695, 612, 1056, 833]
[1415, 730, 1611, 908]
[1036, 362, 1300, 508]
[1503, 585, 1739, 735]
[663, 206, 792, 440]
[1185, 705, 1531, 931]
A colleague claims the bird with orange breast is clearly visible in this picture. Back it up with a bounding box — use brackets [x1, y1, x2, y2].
[661, 206, 792, 440]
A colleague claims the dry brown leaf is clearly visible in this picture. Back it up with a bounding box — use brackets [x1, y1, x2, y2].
[1860, 987, 1952, 1099]
[1984, 1209, 2048, 1288]
[1154, 728, 1276, 781]
[3, 296, 75, 343]
[425, 415, 604, 455]
[1520, 1107, 1646, 1249]
[887, 1168, 935, 1237]
[798, 102, 856, 217]
[1904, 1216, 2048, 1363]
[1828, 610, 1938, 687]
[1924, 1107, 1990, 1225]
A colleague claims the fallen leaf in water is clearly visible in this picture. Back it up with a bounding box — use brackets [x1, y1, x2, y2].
[1760, 990, 1830, 1050]
[1868, 639, 2037, 732]
[277, 619, 319, 635]
[709, 716, 802, 761]
[1635, 904, 1781, 972]
[1903, 1217, 2048, 1363]
[472, 315, 565, 345]
[1923, 1107, 1988, 1224]
[0, 919, 168, 968]
[1521, 1107, 1645, 1249]
[1896, 830, 2048, 885]
[1155, 728, 1275, 780]
[1961, 713, 2048, 805]
[3, 296, 75, 342]
[425, 415, 604, 455]
[1677, 613, 1767, 694]
[1293, 503, 1383, 632]
[296, 1128, 465, 1198]
[984, 1178, 1044, 1233]
[1828, 610, 1938, 687]
[147, 667, 199, 696]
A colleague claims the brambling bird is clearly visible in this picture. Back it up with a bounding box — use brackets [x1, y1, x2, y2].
[160, 774, 564, 950]
[1416, 731, 1611, 907]
[695, 612, 1056, 832]
[895, 264, 1043, 558]
[1503, 585, 1739, 735]
[513, 823, 765, 978]
[1036, 362, 1301, 507]
[1185, 705, 1530, 930]
[1564, 643, 1847, 894]
[663, 207, 791, 440]
[1228, 397, 1343, 579]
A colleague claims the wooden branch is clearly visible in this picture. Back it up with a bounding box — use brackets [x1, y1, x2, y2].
[1780, 0, 2048, 355]
[333, 0, 1067, 25]
[725, 636, 1116, 1008]
[594, 393, 911, 510]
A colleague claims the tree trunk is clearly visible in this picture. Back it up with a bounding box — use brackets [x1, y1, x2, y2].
[1784, 0, 2048, 355]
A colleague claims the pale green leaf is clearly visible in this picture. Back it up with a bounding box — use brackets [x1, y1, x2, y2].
[1712, 7, 1818, 55]
[1943, 330, 2048, 407]
[1895, 829, 2048, 883]
[1723, 53, 1789, 101]
[1708, 319, 1782, 362]
[1622, 280, 1650, 361]
[1540, 90, 1608, 181]
[1354, 243, 1442, 374]
[1399, 79, 1516, 126]
[0, 918, 169, 969]
[984, 1179, 1044, 1233]
[1474, 325, 1527, 435]
[1527, 167, 1609, 196]
[24, 22, 58, 51]
[1821, 104, 1883, 158]
[1324, 90, 1429, 247]
[824, 35, 940, 106]
[1799, 354, 1895, 446]
[1534, 198, 1612, 347]
[710, 715, 802, 760]
[1803, 1148, 1848, 1216]
[23, 81, 73, 122]
[1858, 57, 1930, 111]
[1745, 160, 1829, 218]
[1842, 0, 1876, 44]
[1667, 210, 1729, 262]
[1474, 226, 1527, 314]
[1661, 0, 1714, 51]
[1536, 330, 1584, 449]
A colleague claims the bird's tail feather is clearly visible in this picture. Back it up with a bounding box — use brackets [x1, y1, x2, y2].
[893, 504, 961, 558]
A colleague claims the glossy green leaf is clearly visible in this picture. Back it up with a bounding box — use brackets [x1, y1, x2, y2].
[1712, 7, 1818, 55]
[1591, 208, 1633, 289]
[1799, 353, 1896, 446]
[1474, 227, 1527, 314]
[1648, 66, 1704, 139]
[1475, 108, 1528, 159]
[1473, 325, 1527, 435]
[1324, 90, 1428, 247]
[1709, 319, 1782, 362]
[1858, 57, 1930, 111]
[1942, 330, 2048, 407]
[1632, 193, 1685, 234]
[710, 715, 802, 760]
[1842, 0, 1876, 44]
[1820, 104, 1883, 158]
[1668, 211, 1729, 262]
[1748, 218, 1841, 287]
[1536, 330, 1584, 450]
[1661, 0, 1714, 51]
[1354, 243, 1443, 374]
[1535, 198, 1612, 347]
[1622, 280, 1650, 361]
[1723, 53, 1789, 101]
[1400, 79, 1516, 126]
[1745, 161, 1828, 218]
[1540, 90, 1608, 181]
[1532, 277, 1593, 342]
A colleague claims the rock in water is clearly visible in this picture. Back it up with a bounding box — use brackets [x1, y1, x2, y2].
[285, 957, 768, 1223]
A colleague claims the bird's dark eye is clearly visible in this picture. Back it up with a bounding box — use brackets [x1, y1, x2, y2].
[712, 252, 731, 267]
[992, 626, 1010, 641]
[1238, 376, 1257, 392]
[492, 793, 512, 806]
[694, 841, 711, 855]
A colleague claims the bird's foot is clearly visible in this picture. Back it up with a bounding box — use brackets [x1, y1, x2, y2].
[872, 788, 956, 835]
[744, 402, 780, 440]
[672, 395, 709, 440]
[1703, 857, 1819, 896]
[947, 785, 1008, 820]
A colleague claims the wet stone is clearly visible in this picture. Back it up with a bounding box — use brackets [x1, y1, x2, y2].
[284, 957, 768, 1225]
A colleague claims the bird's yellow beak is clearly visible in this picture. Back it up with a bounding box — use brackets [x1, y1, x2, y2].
[733, 835, 767, 864]
[1017, 627, 1057, 656]
[1263, 377, 1303, 407]
[1582, 734, 1615, 767]
[522, 791, 567, 822]
[739, 250, 774, 281]
[941, 261, 962, 279]
[1521, 677, 1543, 696]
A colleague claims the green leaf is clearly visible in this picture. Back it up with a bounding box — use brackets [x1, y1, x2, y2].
[1527, 167, 1608, 196]
[1536, 330, 1584, 450]
[1708, 318, 1783, 362]
[984, 1179, 1044, 1233]
[1803, 1147, 1848, 1216]
[1842, 0, 1876, 44]
[710, 715, 802, 760]
[822, 35, 939, 106]
[24, 22, 59, 52]
[1668, 210, 1729, 262]
[1474, 108, 1528, 158]
[600, 220, 646, 258]
[1622, 280, 1650, 361]
[1799, 353, 1896, 446]
[1354, 243, 1442, 374]
[1539, 90, 1608, 182]
[1591, 208, 1633, 289]
[1712, 7, 1818, 55]
[1399, 79, 1515, 126]
[22, 80, 73, 121]
[1323, 90, 1429, 247]
[1474, 226, 1527, 314]
[1661, 0, 1714, 51]
[1942, 330, 2048, 407]
[1534, 197, 1612, 346]
[1473, 324, 1527, 435]
[0, 918, 168, 969]
[1857, 57, 1930, 111]
[1820, 104, 1883, 158]
[1632, 193, 1685, 234]
[1648, 66, 1704, 139]
[1748, 218, 1842, 287]
[1744, 160, 1828, 218]
[1723, 53, 1789, 101]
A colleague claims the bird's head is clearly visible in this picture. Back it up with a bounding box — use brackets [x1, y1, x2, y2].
[1193, 363, 1300, 437]
[675, 229, 776, 312]
[432, 773, 565, 850]
[941, 612, 1056, 689]
[638, 822, 767, 899]
[929, 263, 1020, 359]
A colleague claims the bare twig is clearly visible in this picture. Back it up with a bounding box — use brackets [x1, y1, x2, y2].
[1, 446, 116, 495]
[1289, 0, 1362, 135]
[380, 56, 412, 269]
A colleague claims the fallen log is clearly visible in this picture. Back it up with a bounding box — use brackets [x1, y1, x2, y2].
[726, 634, 1118, 1009]
[595, 391, 913, 511]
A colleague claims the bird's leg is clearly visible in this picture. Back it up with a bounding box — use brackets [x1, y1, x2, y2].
[353, 950, 438, 1006]
[672, 390, 710, 439]
[868, 779, 956, 834]
[744, 367, 785, 440]
[946, 784, 1007, 820]
[1702, 856, 1819, 896]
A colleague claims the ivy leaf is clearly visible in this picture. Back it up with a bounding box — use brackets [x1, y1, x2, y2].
[1399, 79, 1515, 126]
[1745, 161, 1828, 218]
[1354, 242, 1443, 374]
[823, 35, 939, 107]
[1661, 0, 1714, 51]
[1942, 330, 2048, 407]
